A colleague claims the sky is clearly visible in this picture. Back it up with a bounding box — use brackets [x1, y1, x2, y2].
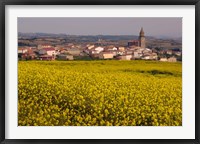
[18, 17, 182, 38]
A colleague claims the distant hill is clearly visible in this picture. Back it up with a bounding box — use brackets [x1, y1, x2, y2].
[18, 32, 156, 41]
[18, 32, 182, 49]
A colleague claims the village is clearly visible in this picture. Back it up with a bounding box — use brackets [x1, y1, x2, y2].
[18, 28, 182, 62]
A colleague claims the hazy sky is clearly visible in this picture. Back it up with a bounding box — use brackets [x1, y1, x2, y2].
[18, 17, 182, 38]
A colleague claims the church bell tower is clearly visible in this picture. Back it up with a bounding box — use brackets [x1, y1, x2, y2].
[139, 27, 145, 48]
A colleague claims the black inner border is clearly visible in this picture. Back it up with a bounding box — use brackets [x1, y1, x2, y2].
[0, 0, 199, 144]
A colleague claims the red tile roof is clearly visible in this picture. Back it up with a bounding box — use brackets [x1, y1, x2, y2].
[43, 48, 55, 51]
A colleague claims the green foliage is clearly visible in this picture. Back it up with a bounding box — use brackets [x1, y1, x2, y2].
[18, 60, 182, 126]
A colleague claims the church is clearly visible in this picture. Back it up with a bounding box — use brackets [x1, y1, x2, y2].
[128, 27, 146, 48]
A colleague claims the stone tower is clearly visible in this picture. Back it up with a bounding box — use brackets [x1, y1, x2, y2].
[139, 27, 145, 48]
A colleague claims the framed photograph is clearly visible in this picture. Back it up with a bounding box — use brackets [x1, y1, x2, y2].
[0, 0, 199, 143]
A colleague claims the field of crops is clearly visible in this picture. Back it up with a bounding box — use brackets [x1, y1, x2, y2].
[18, 60, 182, 126]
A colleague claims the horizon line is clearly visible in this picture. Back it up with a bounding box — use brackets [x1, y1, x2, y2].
[18, 32, 182, 38]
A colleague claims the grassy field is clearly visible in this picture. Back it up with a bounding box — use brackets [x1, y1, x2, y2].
[18, 60, 182, 126]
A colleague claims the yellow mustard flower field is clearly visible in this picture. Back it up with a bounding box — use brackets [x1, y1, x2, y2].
[18, 60, 182, 126]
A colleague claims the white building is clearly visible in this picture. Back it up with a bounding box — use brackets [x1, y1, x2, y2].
[99, 52, 114, 59]
[119, 55, 132, 60]
[18, 48, 28, 54]
[87, 45, 95, 49]
[160, 58, 168, 62]
[94, 47, 104, 53]
[43, 48, 56, 56]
